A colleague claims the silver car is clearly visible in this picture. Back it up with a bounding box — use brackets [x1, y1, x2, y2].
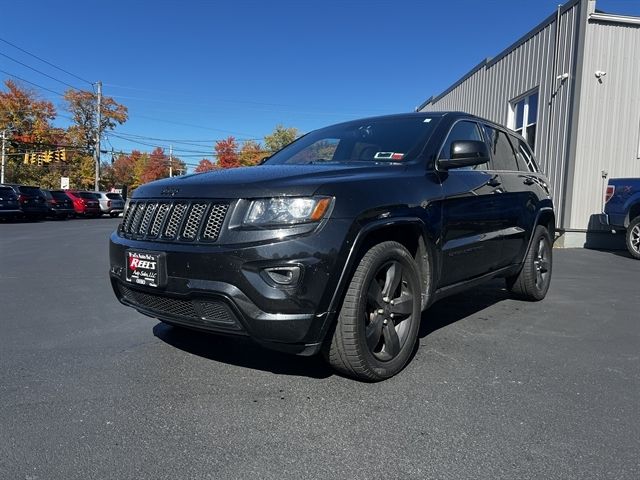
[96, 192, 125, 217]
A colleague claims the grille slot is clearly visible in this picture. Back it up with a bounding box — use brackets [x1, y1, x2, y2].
[119, 200, 229, 243]
[182, 203, 207, 240]
[122, 202, 137, 231]
[130, 203, 147, 233]
[150, 203, 170, 237]
[202, 204, 229, 241]
[163, 203, 187, 238]
[139, 203, 158, 235]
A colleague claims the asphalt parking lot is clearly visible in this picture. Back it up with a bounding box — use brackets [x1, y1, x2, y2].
[1, 218, 638, 480]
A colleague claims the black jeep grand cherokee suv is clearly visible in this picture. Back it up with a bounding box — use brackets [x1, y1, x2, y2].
[110, 112, 554, 381]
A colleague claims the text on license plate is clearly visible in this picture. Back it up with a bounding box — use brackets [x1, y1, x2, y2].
[126, 251, 160, 287]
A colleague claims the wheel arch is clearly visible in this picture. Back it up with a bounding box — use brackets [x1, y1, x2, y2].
[627, 201, 640, 227]
[319, 217, 438, 344]
[537, 208, 556, 239]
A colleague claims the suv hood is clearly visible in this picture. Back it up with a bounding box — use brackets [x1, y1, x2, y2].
[133, 163, 408, 199]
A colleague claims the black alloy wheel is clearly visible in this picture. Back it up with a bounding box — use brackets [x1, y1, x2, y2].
[325, 241, 422, 381]
[533, 236, 551, 290]
[365, 260, 415, 361]
[506, 225, 553, 301]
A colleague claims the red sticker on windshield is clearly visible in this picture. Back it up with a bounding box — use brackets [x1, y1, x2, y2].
[374, 152, 405, 161]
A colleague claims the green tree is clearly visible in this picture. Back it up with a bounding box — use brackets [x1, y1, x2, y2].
[64, 89, 128, 154]
[238, 140, 265, 166]
[264, 125, 299, 153]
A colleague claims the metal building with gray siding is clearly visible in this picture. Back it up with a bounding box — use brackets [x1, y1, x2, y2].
[418, 0, 640, 247]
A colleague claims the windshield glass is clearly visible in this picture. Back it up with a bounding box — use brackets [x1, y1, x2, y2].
[265, 116, 438, 165]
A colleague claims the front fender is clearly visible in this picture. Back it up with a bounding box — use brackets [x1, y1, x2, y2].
[315, 215, 438, 345]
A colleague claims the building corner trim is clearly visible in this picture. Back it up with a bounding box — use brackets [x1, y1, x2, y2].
[560, 0, 590, 230]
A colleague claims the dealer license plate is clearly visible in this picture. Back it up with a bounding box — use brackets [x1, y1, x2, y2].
[125, 251, 162, 287]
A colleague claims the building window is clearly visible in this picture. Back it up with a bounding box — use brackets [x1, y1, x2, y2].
[509, 91, 538, 151]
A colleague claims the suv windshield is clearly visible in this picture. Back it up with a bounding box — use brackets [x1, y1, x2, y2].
[265, 116, 438, 165]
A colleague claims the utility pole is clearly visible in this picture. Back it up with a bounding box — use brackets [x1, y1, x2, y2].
[94, 81, 102, 191]
[169, 144, 173, 177]
[1, 130, 7, 184]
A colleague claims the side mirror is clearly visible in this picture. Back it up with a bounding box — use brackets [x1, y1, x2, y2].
[438, 140, 489, 170]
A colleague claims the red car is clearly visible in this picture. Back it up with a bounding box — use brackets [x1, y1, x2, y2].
[65, 190, 101, 217]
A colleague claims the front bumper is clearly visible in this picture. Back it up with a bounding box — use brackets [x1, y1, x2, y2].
[109, 219, 352, 355]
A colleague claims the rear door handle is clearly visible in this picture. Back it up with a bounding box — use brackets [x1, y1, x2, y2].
[487, 176, 501, 187]
[523, 177, 535, 186]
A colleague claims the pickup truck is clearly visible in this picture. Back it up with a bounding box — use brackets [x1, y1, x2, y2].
[604, 178, 640, 259]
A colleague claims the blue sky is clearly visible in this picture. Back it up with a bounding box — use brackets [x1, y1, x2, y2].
[1, 0, 639, 170]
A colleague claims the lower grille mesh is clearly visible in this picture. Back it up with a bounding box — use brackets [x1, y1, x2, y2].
[118, 284, 240, 329]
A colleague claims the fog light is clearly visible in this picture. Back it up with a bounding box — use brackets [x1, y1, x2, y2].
[263, 266, 301, 286]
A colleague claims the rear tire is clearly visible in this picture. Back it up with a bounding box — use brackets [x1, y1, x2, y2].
[625, 216, 640, 260]
[325, 241, 422, 381]
[506, 225, 552, 301]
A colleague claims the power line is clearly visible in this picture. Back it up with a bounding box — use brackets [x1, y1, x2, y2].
[0, 68, 64, 97]
[130, 113, 259, 137]
[0, 51, 83, 91]
[0, 37, 93, 86]
[105, 132, 213, 154]
[110, 130, 260, 146]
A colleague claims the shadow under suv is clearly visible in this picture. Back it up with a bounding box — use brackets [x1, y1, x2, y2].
[109, 112, 555, 381]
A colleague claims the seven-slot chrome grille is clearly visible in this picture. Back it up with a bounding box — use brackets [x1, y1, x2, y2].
[119, 200, 229, 242]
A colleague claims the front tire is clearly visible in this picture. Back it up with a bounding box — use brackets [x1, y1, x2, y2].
[625, 216, 640, 260]
[325, 241, 422, 381]
[506, 225, 552, 301]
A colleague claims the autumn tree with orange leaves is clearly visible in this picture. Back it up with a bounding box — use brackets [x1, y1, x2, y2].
[194, 158, 217, 173]
[215, 136, 240, 169]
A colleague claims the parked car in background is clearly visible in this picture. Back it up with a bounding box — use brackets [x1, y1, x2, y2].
[42, 190, 75, 219]
[96, 192, 125, 217]
[1, 184, 48, 219]
[604, 177, 640, 259]
[0, 185, 21, 219]
[65, 190, 101, 217]
[109, 112, 555, 381]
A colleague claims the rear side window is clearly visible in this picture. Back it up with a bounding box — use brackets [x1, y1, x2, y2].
[18, 186, 42, 196]
[0, 186, 16, 197]
[483, 125, 520, 171]
[50, 191, 71, 201]
[439, 121, 488, 169]
[106, 193, 123, 200]
[78, 192, 99, 199]
[510, 135, 539, 172]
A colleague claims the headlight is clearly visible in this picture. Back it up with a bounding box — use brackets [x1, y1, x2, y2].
[243, 196, 333, 226]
